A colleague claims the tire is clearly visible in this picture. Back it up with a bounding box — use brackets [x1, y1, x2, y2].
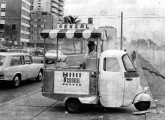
[134, 101, 151, 111]
[63, 58, 66, 62]
[36, 70, 43, 82]
[65, 98, 82, 113]
[58, 59, 61, 62]
[12, 75, 21, 88]
[45, 60, 48, 64]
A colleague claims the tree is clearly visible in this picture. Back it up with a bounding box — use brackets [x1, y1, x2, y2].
[63, 15, 81, 24]
[4, 25, 18, 46]
[63, 16, 82, 53]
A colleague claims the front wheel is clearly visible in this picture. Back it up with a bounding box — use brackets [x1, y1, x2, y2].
[36, 70, 43, 82]
[12, 75, 21, 88]
[134, 101, 151, 111]
[65, 98, 82, 113]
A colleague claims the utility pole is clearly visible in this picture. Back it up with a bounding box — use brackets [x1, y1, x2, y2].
[120, 12, 123, 50]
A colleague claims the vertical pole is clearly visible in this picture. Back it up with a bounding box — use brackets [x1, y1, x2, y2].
[43, 38, 46, 68]
[96, 38, 99, 70]
[120, 12, 123, 50]
[57, 37, 59, 64]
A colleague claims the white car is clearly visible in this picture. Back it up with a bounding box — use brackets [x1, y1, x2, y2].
[0, 52, 44, 87]
[45, 50, 67, 63]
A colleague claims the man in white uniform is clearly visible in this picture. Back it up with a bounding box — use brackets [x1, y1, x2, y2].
[80, 41, 99, 69]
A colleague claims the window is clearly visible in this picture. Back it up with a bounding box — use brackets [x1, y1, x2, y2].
[103, 57, 120, 72]
[1, 8, 6, 12]
[41, 25, 45, 28]
[1, 0, 6, 4]
[0, 56, 5, 66]
[122, 54, 136, 72]
[34, 19, 37, 22]
[10, 56, 23, 66]
[25, 56, 32, 64]
[41, 19, 45, 22]
[1, 16, 5, 20]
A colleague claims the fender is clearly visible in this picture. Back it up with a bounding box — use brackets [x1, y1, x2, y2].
[78, 96, 98, 104]
[133, 92, 152, 104]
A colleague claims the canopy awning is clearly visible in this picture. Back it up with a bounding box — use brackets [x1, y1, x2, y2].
[40, 29, 106, 40]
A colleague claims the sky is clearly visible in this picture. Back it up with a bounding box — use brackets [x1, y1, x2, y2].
[64, 0, 165, 45]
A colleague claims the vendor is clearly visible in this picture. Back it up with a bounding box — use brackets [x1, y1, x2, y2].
[85, 41, 97, 59]
[80, 41, 99, 69]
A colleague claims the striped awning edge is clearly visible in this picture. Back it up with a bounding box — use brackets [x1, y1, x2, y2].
[40, 29, 105, 40]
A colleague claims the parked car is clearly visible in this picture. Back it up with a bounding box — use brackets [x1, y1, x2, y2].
[0, 52, 44, 87]
[45, 50, 67, 63]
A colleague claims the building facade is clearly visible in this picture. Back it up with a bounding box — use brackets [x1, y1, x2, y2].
[31, 0, 64, 26]
[30, 0, 64, 48]
[0, 0, 31, 47]
[29, 11, 57, 49]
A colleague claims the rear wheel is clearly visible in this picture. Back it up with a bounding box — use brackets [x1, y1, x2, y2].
[36, 70, 43, 82]
[12, 75, 21, 88]
[134, 101, 151, 111]
[65, 98, 82, 113]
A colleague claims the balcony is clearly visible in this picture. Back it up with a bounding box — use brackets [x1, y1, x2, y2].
[59, 0, 65, 2]
[58, 11, 64, 16]
[52, 0, 59, 3]
[51, 2, 58, 9]
[58, 6, 64, 11]
[59, 2, 64, 7]
[51, 8, 58, 14]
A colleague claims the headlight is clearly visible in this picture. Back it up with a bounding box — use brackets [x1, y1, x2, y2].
[143, 87, 149, 93]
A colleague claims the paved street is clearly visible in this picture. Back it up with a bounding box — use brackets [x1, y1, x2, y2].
[0, 79, 42, 105]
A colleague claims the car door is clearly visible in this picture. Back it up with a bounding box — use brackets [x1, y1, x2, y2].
[24, 55, 37, 78]
[99, 57, 125, 107]
[5, 55, 27, 80]
[122, 54, 141, 106]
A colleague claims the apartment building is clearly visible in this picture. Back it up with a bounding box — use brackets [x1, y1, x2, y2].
[0, 0, 31, 47]
[30, 0, 65, 48]
[29, 11, 56, 49]
[32, 0, 64, 26]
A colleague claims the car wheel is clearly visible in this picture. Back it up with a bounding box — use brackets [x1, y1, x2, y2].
[36, 70, 43, 82]
[134, 101, 150, 111]
[65, 98, 82, 113]
[12, 75, 21, 88]
[64, 58, 66, 62]
[58, 59, 61, 62]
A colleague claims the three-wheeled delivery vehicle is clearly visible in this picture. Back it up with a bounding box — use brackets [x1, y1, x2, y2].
[40, 23, 152, 113]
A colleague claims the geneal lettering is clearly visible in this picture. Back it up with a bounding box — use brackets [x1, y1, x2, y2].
[57, 24, 90, 29]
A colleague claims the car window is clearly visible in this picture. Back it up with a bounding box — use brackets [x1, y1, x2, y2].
[10, 56, 23, 66]
[122, 54, 136, 72]
[103, 57, 121, 72]
[25, 56, 32, 64]
[48, 50, 56, 53]
[0, 56, 5, 66]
